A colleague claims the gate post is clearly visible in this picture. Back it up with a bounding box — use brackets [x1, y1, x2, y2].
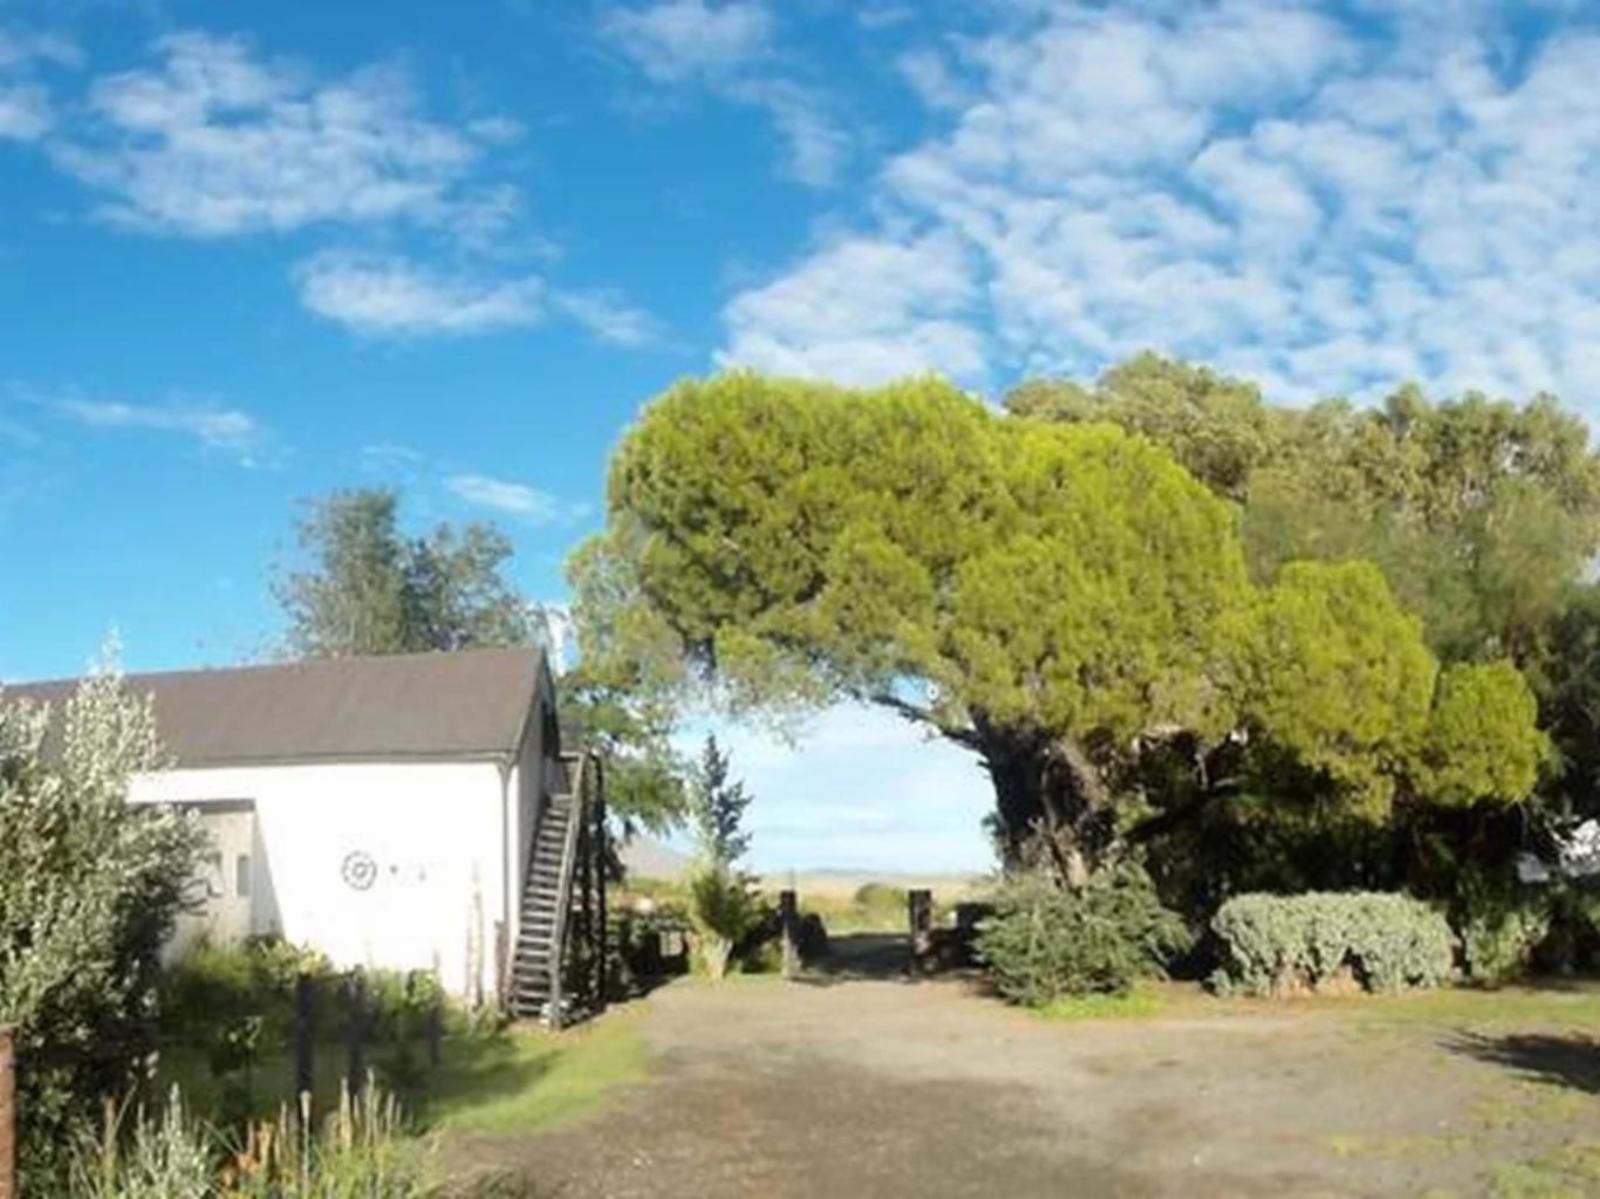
[908, 889, 933, 975]
[779, 889, 800, 978]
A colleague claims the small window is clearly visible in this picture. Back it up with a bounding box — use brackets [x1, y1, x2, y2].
[235, 853, 251, 899]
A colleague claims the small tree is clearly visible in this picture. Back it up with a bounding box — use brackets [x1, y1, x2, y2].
[0, 655, 206, 1185]
[684, 736, 757, 979]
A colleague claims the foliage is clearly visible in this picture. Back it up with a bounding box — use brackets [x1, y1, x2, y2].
[162, 937, 333, 1039]
[578, 370, 1546, 882]
[1209, 892, 1455, 997]
[158, 940, 452, 1125]
[1006, 352, 1279, 501]
[274, 489, 536, 658]
[579, 372, 1255, 869]
[1007, 358, 1600, 669]
[1459, 889, 1552, 985]
[850, 882, 909, 928]
[1417, 662, 1550, 807]
[690, 735, 751, 866]
[67, 1079, 509, 1198]
[681, 734, 761, 979]
[975, 865, 1191, 1006]
[685, 866, 761, 981]
[0, 660, 207, 1184]
[562, 545, 693, 837]
[1536, 587, 1600, 820]
[1244, 561, 1437, 817]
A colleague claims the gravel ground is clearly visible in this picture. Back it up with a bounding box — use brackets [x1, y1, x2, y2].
[447, 939, 1600, 1198]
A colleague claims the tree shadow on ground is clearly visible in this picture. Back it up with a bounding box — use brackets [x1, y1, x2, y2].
[1443, 1031, 1600, 1094]
[417, 1033, 560, 1123]
[794, 932, 916, 986]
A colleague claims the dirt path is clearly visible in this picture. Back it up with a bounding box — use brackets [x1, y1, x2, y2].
[449, 945, 1600, 1198]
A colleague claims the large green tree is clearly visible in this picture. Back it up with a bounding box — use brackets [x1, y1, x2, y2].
[273, 489, 535, 656]
[575, 373, 1545, 880]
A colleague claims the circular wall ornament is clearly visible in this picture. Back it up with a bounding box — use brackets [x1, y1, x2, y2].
[341, 850, 378, 891]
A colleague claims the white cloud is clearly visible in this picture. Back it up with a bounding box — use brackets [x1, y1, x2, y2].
[555, 289, 663, 347]
[721, 1, 1600, 409]
[295, 250, 664, 348]
[729, 78, 850, 187]
[0, 28, 79, 141]
[721, 231, 986, 385]
[445, 473, 564, 523]
[599, 0, 771, 82]
[294, 251, 544, 335]
[599, 0, 848, 187]
[49, 32, 510, 238]
[56, 398, 268, 464]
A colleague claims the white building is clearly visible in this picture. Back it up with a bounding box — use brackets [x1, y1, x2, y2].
[8, 648, 566, 1005]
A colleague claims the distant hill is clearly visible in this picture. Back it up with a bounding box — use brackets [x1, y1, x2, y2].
[617, 835, 987, 896]
[619, 834, 691, 881]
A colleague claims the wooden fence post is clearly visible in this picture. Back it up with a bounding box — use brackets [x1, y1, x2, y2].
[426, 996, 443, 1069]
[294, 973, 315, 1103]
[0, 1024, 15, 1199]
[346, 971, 367, 1094]
[908, 889, 934, 975]
[779, 889, 801, 978]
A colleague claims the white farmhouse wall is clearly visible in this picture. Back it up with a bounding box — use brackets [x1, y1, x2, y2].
[129, 760, 509, 1001]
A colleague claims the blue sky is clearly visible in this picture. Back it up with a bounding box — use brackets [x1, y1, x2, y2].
[4, 0, 1600, 870]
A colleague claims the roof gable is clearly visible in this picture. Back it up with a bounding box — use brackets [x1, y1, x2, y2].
[3, 647, 548, 768]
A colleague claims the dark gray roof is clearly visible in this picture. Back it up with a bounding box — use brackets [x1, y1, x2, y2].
[3, 647, 547, 768]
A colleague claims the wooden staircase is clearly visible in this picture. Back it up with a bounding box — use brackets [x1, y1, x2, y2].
[509, 751, 606, 1026]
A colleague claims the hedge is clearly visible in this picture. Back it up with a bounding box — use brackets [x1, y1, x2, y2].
[1209, 891, 1454, 996]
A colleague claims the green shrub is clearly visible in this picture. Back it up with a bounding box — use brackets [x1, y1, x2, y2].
[975, 864, 1191, 1006]
[72, 1080, 441, 1198]
[161, 936, 333, 1039]
[364, 968, 446, 1045]
[0, 666, 208, 1185]
[1209, 891, 1455, 996]
[1456, 875, 1552, 984]
[852, 882, 908, 912]
[686, 866, 761, 980]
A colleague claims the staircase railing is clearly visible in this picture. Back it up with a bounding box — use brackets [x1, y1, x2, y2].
[543, 752, 587, 1027]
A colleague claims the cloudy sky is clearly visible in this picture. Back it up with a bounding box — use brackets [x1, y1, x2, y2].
[4, 0, 1598, 869]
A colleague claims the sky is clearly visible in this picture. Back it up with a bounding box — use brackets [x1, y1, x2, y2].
[5, 0, 1600, 871]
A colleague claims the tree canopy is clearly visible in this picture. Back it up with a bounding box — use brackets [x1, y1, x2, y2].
[576, 371, 1546, 879]
[1006, 354, 1600, 667]
[274, 488, 535, 657]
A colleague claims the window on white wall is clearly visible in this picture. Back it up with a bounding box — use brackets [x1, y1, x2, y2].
[236, 854, 251, 899]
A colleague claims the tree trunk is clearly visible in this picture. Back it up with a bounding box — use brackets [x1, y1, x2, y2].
[972, 717, 1117, 883]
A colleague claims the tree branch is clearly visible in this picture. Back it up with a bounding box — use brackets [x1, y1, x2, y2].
[868, 692, 982, 749]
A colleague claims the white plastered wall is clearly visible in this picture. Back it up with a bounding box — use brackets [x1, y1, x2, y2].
[128, 759, 509, 1001]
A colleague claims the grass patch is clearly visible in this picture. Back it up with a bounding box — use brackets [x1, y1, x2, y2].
[155, 1007, 650, 1138]
[1490, 1143, 1600, 1198]
[426, 1010, 649, 1135]
[1336, 982, 1600, 1031]
[1325, 1132, 1471, 1160]
[1034, 987, 1164, 1022]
